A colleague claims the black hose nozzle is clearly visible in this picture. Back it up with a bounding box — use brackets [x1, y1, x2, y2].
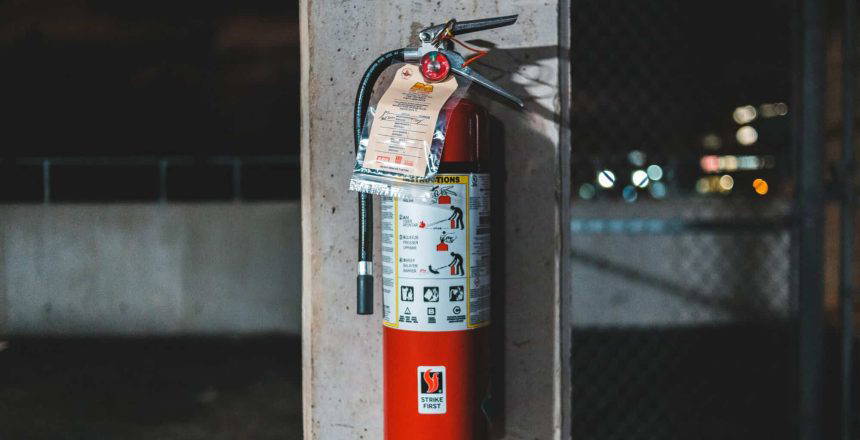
[356, 273, 374, 315]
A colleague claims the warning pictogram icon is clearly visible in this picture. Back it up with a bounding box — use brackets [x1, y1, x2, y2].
[436, 231, 454, 252]
[423, 287, 439, 302]
[449, 286, 464, 301]
[401, 286, 414, 301]
[431, 185, 456, 205]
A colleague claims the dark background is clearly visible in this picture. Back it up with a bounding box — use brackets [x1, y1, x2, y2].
[571, 0, 858, 439]
[0, 0, 300, 202]
[572, 0, 792, 199]
[0, 2, 302, 439]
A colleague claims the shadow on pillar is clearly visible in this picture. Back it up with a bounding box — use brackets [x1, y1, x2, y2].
[489, 114, 507, 438]
[480, 44, 560, 439]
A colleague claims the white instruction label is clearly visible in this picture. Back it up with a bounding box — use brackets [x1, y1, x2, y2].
[381, 174, 490, 331]
[418, 366, 446, 414]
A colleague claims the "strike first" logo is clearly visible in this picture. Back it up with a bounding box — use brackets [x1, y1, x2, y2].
[417, 366, 446, 414]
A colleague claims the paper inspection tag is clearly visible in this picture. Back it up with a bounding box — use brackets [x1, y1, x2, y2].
[362, 64, 457, 177]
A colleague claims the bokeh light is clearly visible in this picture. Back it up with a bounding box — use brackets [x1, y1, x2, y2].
[753, 178, 769, 195]
[649, 181, 667, 199]
[719, 174, 734, 191]
[733, 105, 757, 124]
[622, 185, 638, 202]
[597, 169, 616, 188]
[646, 164, 663, 181]
[631, 170, 649, 188]
[628, 150, 646, 167]
[702, 133, 722, 150]
[736, 126, 758, 146]
[579, 183, 596, 200]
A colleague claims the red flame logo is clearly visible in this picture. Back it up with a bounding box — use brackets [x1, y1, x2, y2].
[423, 370, 440, 393]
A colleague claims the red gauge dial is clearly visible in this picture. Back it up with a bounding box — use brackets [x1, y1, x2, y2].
[419, 51, 451, 82]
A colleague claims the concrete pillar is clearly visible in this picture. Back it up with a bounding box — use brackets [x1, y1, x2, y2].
[300, 2, 571, 438]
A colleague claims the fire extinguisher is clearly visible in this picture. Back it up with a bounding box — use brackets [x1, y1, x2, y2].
[353, 15, 523, 439]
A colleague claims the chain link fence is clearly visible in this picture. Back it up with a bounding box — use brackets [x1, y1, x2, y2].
[570, 0, 799, 438]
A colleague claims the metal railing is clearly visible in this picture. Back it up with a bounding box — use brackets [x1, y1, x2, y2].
[0, 154, 299, 203]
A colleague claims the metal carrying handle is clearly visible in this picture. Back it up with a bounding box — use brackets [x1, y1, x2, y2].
[453, 15, 519, 35]
[419, 15, 519, 43]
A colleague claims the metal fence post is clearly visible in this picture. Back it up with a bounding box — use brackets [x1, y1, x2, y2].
[840, 0, 857, 438]
[797, 0, 826, 438]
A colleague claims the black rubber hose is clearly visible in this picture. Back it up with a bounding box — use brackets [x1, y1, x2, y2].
[355, 49, 406, 315]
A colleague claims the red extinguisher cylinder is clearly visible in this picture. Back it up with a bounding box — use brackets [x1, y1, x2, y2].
[383, 98, 491, 440]
[384, 328, 490, 439]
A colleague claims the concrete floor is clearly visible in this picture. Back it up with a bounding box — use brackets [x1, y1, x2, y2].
[0, 337, 301, 439]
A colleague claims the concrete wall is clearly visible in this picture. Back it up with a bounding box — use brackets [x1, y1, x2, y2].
[0, 202, 301, 336]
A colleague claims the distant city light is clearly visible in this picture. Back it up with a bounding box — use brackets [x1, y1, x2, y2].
[628, 150, 646, 167]
[701, 155, 720, 173]
[646, 164, 664, 181]
[721, 155, 739, 172]
[649, 181, 667, 199]
[753, 178, 769, 195]
[736, 126, 758, 146]
[737, 155, 761, 169]
[622, 185, 638, 202]
[759, 102, 789, 118]
[719, 174, 734, 191]
[702, 133, 722, 150]
[597, 169, 616, 189]
[700, 154, 775, 173]
[733, 105, 758, 124]
[631, 169, 649, 188]
[695, 177, 711, 194]
[696, 176, 733, 194]
[579, 183, 596, 200]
